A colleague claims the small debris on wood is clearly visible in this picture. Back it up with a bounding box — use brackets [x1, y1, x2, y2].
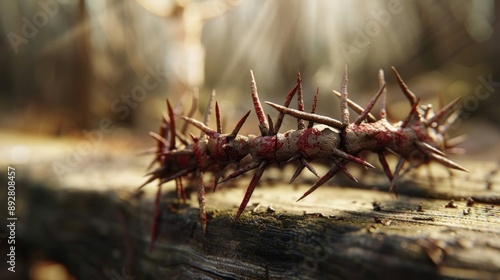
[417, 203, 424, 212]
[412, 216, 436, 221]
[445, 200, 458, 208]
[466, 197, 475, 207]
[463, 208, 471, 215]
[251, 203, 261, 214]
[266, 206, 275, 213]
[373, 216, 392, 226]
[372, 200, 382, 211]
[303, 211, 327, 218]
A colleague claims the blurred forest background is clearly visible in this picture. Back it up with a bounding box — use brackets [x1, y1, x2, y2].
[0, 0, 499, 158]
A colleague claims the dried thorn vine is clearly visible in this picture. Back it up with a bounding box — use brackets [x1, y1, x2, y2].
[140, 66, 467, 251]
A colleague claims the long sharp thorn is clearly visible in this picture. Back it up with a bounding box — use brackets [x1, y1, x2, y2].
[340, 64, 350, 124]
[332, 90, 377, 122]
[266, 101, 344, 130]
[213, 173, 221, 192]
[250, 70, 270, 136]
[181, 88, 199, 134]
[166, 100, 176, 150]
[428, 153, 468, 172]
[377, 152, 393, 181]
[230, 110, 251, 137]
[182, 116, 217, 138]
[148, 184, 162, 252]
[416, 141, 446, 157]
[297, 69, 305, 130]
[274, 83, 299, 133]
[201, 90, 216, 138]
[159, 149, 194, 157]
[219, 161, 260, 184]
[196, 171, 207, 234]
[297, 165, 341, 202]
[354, 83, 386, 125]
[289, 158, 319, 184]
[339, 164, 358, 183]
[426, 97, 462, 126]
[138, 174, 160, 190]
[378, 69, 387, 120]
[301, 158, 319, 178]
[290, 164, 305, 184]
[267, 114, 276, 135]
[234, 161, 267, 222]
[308, 87, 320, 128]
[389, 157, 405, 194]
[215, 101, 222, 134]
[401, 97, 420, 128]
[149, 131, 168, 146]
[159, 167, 197, 185]
[391, 67, 418, 106]
[332, 148, 375, 169]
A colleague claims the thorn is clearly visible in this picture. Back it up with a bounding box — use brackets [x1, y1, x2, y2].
[266, 101, 344, 130]
[354, 83, 386, 125]
[274, 83, 299, 133]
[389, 157, 405, 195]
[289, 164, 305, 184]
[159, 149, 194, 157]
[182, 116, 217, 138]
[338, 163, 358, 183]
[219, 161, 260, 184]
[289, 158, 319, 184]
[138, 173, 160, 190]
[378, 69, 387, 120]
[250, 70, 270, 136]
[297, 69, 305, 130]
[377, 152, 394, 181]
[297, 165, 341, 202]
[267, 114, 276, 136]
[332, 149, 375, 169]
[401, 97, 420, 128]
[166, 100, 176, 150]
[427, 153, 468, 172]
[234, 161, 268, 222]
[213, 173, 221, 192]
[201, 90, 216, 138]
[340, 64, 350, 124]
[416, 141, 446, 157]
[391, 67, 418, 107]
[301, 158, 319, 178]
[215, 101, 222, 134]
[308, 87, 320, 128]
[426, 97, 462, 126]
[332, 90, 377, 122]
[159, 167, 197, 185]
[149, 131, 168, 147]
[230, 110, 251, 137]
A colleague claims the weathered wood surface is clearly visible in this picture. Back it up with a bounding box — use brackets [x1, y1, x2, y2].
[1, 133, 500, 280]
